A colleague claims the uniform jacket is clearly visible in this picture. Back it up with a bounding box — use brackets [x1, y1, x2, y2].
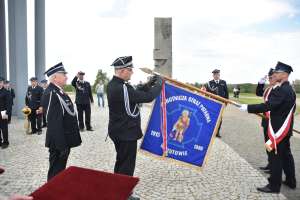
[206, 79, 229, 99]
[25, 85, 44, 109]
[107, 76, 162, 141]
[0, 87, 12, 118]
[42, 83, 82, 150]
[71, 77, 93, 105]
[248, 81, 296, 136]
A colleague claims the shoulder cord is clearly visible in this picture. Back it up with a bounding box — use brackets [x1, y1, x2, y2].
[123, 84, 139, 118]
[45, 91, 53, 123]
[56, 93, 77, 116]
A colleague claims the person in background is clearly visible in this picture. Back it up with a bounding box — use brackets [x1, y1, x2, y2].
[0, 77, 12, 149]
[25, 77, 43, 135]
[95, 81, 105, 107]
[4, 81, 15, 123]
[71, 71, 94, 131]
[205, 69, 229, 138]
[40, 79, 48, 128]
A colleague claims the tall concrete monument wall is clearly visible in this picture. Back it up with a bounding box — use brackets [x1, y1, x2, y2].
[153, 18, 172, 77]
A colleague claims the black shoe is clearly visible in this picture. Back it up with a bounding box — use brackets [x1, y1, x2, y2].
[264, 170, 271, 174]
[86, 128, 94, 131]
[128, 195, 140, 200]
[257, 185, 279, 193]
[259, 165, 269, 171]
[1, 144, 9, 149]
[42, 124, 47, 128]
[282, 180, 296, 189]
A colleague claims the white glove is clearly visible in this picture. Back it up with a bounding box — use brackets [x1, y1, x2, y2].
[239, 104, 248, 112]
[258, 76, 267, 84]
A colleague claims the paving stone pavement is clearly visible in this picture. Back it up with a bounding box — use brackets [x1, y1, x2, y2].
[0, 103, 288, 200]
[222, 105, 300, 200]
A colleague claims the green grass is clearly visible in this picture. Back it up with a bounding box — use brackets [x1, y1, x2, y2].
[230, 93, 300, 115]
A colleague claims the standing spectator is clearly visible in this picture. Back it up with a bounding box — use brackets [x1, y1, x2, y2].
[71, 71, 94, 131]
[0, 77, 12, 149]
[95, 81, 105, 107]
[205, 69, 229, 138]
[40, 79, 48, 128]
[42, 62, 82, 181]
[4, 80, 15, 123]
[25, 77, 44, 135]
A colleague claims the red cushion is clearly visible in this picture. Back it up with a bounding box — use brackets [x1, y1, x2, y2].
[31, 166, 139, 200]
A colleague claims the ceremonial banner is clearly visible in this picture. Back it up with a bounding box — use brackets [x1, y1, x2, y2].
[140, 81, 224, 168]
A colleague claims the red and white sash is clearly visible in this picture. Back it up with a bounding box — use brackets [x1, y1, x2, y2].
[265, 104, 295, 152]
[263, 87, 272, 118]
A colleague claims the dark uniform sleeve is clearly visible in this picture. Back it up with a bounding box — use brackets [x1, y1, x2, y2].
[223, 80, 229, 99]
[42, 91, 67, 151]
[88, 83, 94, 103]
[248, 88, 285, 114]
[5, 90, 12, 116]
[71, 76, 77, 88]
[127, 77, 163, 103]
[256, 83, 265, 97]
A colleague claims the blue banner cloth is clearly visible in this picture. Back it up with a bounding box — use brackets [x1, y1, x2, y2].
[140, 82, 224, 167]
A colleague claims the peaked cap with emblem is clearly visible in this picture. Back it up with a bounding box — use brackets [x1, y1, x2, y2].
[274, 61, 293, 74]
[44, 62, 67, 77]
[30, 77, 38, 81]
[111, 56, 133, 69]
[212, 69, 220, 74]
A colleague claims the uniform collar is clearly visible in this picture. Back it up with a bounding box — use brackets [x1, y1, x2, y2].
[112, 75, 126, 83]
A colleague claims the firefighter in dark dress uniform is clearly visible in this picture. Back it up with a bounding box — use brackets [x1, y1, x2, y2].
[255, 68, 276, 172]
[0, 77, 12, 149]
[240, 61, 296, 193]
[25, 77, 44, 134]
[4, 80, 15, 123]
[205, 69, 229, 137]
[42, 62, 82, 181]
[40, 79, 48, 128]
[71, 71, 94, 131]
[107, 56, 162, 200]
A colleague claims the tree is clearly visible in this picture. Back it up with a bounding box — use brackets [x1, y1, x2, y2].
[93, 69, 110, 93]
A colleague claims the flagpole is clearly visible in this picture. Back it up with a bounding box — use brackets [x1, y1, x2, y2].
[139, 67, 300, 134]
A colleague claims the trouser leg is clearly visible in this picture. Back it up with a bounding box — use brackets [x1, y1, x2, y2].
[29, 109, 37, 133]
[76, 104, 84, 129]
[0, 119, 8, 144]
[85, 104, 92, 129]
[47, 148, 70, 181]
[113, 140, 137, 176]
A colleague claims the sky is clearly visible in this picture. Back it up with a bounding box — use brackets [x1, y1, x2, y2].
[26, 0, 300, 84]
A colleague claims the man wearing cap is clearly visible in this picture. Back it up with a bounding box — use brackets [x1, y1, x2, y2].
[40, 79, 48, 128]
[25, 77, 44, 135]
[0, 77, 12, 149]
[107, 56, 162, 200]
[255, 68, 277, 173]
[4, 81, 15, 123]
[71, 71, 94, 131]
[239, 61, 296, 193]
[205, 69, 229, 137]
[42, 62, 82, 180]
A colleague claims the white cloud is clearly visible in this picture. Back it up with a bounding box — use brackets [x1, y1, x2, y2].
[41, 0, 300, 84]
